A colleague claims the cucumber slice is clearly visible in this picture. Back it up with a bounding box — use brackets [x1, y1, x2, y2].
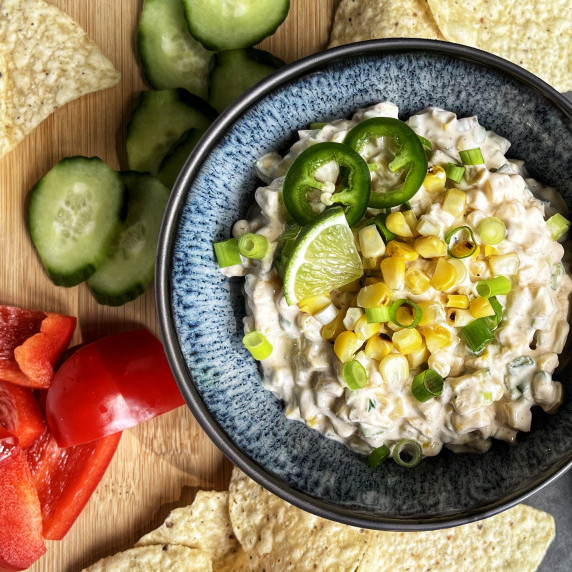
[87, 172, 170, 306]
[27, 156, 125, 287]
[126, 89, 216, 174]
[182, 0, 290, 51]
[208, 48, 284, 113]
[138, 0, 212, 99]
[156, 128, 205, 188]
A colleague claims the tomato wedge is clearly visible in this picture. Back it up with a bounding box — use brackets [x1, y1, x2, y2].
[0, 428, 46, 570]
[45, 329, 184, 447]
[0, 305, 76, 389]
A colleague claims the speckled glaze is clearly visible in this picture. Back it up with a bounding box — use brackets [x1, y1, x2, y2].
[156, 40, 572, 530]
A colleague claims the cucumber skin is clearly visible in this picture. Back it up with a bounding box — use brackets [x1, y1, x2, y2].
[27, 156, 125, 287]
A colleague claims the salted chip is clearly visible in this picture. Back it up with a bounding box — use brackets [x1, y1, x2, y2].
[81, 544, 212, 571]
[135, 491, 248, 571]
[427, 0, 572, 92]
[228, 468, 370, 570]
[358, 504, 555, 572]
[0, 0, 120, 159]
[328, 0, 444, 48]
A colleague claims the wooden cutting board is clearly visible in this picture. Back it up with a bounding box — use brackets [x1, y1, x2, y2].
[0, 1, 337, 570]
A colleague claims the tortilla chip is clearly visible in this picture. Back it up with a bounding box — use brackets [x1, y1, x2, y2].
[228, 468, 370, 571]
[0, 0, 120, 159]
[328, 0, 444, 48]
[136, 491, 248, 571]
[426, 0, 571, 92]
[358, 504, 555, 572]
[81, 544, 212, 571]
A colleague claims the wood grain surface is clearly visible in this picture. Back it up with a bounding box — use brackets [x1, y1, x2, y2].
[0, 1, 337, 570]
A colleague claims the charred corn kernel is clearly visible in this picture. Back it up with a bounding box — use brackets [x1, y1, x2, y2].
[380, 257, 405, 289]
[356, 282, 391, 308]
[417, 301, 441, 326]
[334, 330, 361, 362]
[446, 308, 473, 327]
[338, 278, 362, 293]
[358, 225, 386, 258]
[364, 335, 393, 361]
[442, 188, 466, 217]
[321, 309, 347, 341]
[450, 241, 478, 259]
[386, 240, 419, 261]
[402, 210, 418, 234]
[421, 325, 452, 352]
[298, 293, 330, 315]
[405, 267, 431, 295]
[484, 245, 498, 257]
[354, 314, 381, 340]
[430, 258, 458, 291]
[407, 342, 430, 368]
[343, 307, 364, 331]
[469, 296, 495, 318]
[446, 294, 469, 309]
[489, 252, 520, 276]
[392, 328, 423, 354]
[423, 165, 446, 193]
[386, 212, 414, 237]
[414, 235, 447, 258]
[379, 353, 409, 386]
[449, 258, 468, 284]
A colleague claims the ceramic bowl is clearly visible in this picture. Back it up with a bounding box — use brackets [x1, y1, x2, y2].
[156, 39, 572, 530]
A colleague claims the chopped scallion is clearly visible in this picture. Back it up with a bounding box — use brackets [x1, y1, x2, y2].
[546, 213, 571, 240]
[460, 318, 494, 354]
[372, 213, 396, 243]
[367, 445, 390, 468]
[418, 135, 432, 154]
[459, 147, 484, 165]
[392, 439, 422, 467]
[484, 296, 503, 330]
[445, 162, 465, 183]
[476, 276, 511, 297]
[365, 306, 391, 323]
[411, 369, 444, 402]
[389, 299, 422, 328]
[342, 360, 368, 390]
[477, 217, 506, 245]
[238, 233, 269, 259]
[242, 331, 273, 361]
[445, 226, 477, 258]
[214, 238, 241, 267]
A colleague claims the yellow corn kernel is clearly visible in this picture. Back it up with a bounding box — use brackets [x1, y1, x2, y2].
[385, 212, 414, 237]
[380, 257, 405, 290]
[448, 258, 468, 284]
[489, 252, 520, 276]
[423, 165, 446, 193]
[321, 309, 347, 341]
[407, 342, 430, 368]
[484, 245, 498, 257]
[469, 296, 495, 319]
[417, 301, 441, 326]
[379, 353, 410, 386]
[364, 335, 394, 361]
[358, 225, 386, 258]
[395, 305, 415, 327]
[402, 210, 418, 234]
[386, 240, 419, 261]
[343, 307, 364, 331]
[442, 188, 467, 217]
[334, 330, 361, 362]
[445, 308, 473, 328]
[405, 267, 431, 295]
[416, 217, 440, 236]
[298, 293, 330, 315]
[470, 244, 481, 259]
[389, 397, 405, 420]
[414, 235, 447, 258]
[392, 328, 423, 354]
[354, 314, 381, 341]
[420, 325, 452, 353]
[430, 258, 458, 291]
[446, 294, 469, 309]
[356, 282, 390, 308]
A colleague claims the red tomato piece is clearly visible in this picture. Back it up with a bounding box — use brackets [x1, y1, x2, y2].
[25, 427, 122, 540]
[0, 381, 45, 449]
[0, 305, 76, 389]
[0, 428, 46, 571]
[45, 329, 184, 447]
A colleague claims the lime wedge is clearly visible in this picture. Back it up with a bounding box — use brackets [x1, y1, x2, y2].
[283, 207, 364, 305]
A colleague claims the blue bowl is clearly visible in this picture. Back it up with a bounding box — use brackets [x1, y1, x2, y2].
[156, 39, 572, 530]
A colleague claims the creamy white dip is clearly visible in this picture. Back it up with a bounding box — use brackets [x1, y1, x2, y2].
[224, 103, 571, 459]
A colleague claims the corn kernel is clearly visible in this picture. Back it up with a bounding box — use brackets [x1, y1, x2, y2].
[448, 258, 468, 284]
[380, 257, 405, 289]
[389, 397, 405, 420]
[356, 282, 391, 308]
[414, 235, 447, 258]
[321, 309, 347, 341]
[446, 294, 469, 309]
[407, 342, 430, 368]
[423, 165, 446, 193]
[405, 267, 431, 295]
[470, 244, 481, 259]
[392, 328, 423, 354]
[298, 293, 330, 315]
[489, 253, 520, 276]
[469, 296, 495, 319]
[416, 217, 441, 236]
[334, 330, 361, 362]
[379, 353, 410, 386]
[445, 308, 473, 327]
[354, 314, 381, 341]
[420, 325, 452, 352]
[395, 305, 415, 327]
[442, 189, 467, 217]
[484, 245, 498, 257]
[364, 335, 394, 361]
[402, 210, 418, 234]
[417, 301, 442, 326]
[358, 225, 386, 258]
[343, 307, 364, 331]
[386, 240, 419, 261]
[430, 258, 458, 291]
[385, 212, 414, 237]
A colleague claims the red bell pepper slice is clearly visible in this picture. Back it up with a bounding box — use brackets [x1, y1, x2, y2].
[0, 305, 76, 389]
[0, 381, 45, 449]
[0, 428, 46, 571]
[45, 329, 184, 447]
[26, 427, 122, 540]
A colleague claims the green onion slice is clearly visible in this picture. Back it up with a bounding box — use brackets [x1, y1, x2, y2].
[342, 360, 368, 390]
[392, 439, 423, 467]
[214, 238, 241, 268]
[477, 217, 506, 245]
[476, 276, 512, 297]
[367, 445, 390, 468]
[242, 331, 273, 361]
[444, 226, 477, 259]
[238, 233, 269, 259]
[484, 296, 503, 330]
[411, 369, 444, 402]
[459, 147, 484, 165]
[372, 213, 397, 243]
[365, 306, 391, 323]
[445, 162, 465, 183]
[418, 135, 432, 154]
[546, 213, 571, 241]
[389, 299, 422, 329]
[460, 318, 494, 354]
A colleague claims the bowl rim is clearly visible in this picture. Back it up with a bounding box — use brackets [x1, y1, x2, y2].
[156, 38, 572, 530]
